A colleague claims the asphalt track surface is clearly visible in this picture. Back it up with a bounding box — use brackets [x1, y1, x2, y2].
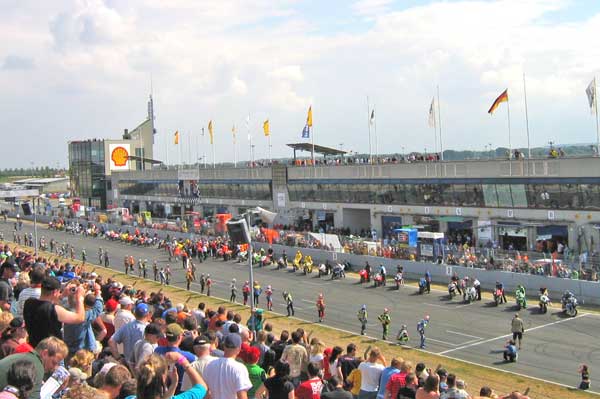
[3, 222, 599, 391]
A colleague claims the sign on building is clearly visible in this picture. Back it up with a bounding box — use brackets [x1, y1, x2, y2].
[109, 144, 131, 171]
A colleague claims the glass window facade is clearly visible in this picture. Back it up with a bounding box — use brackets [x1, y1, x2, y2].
[118, 180, 272, 201]
[68, 140, 106, 208]
[287, 181, 600, 210]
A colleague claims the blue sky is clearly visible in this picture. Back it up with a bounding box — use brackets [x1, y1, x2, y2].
[1, 0, 600, 168]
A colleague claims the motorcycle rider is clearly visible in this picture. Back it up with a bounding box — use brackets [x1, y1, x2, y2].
[316, 293, 326, 322]
[495, 281, 507, 304]
[396, 325, 409, 345]
[451, 272, 462, 296]
[503, 339, 518, 362]
[230, 278, 237, 303]
[205, 274, 212, 296]
[253, 281, 262, 306]
[153, 260, 159, 281]
[357, 304, 368, 335]
[265, 285, 273, 311]
[425, 270, 432, 293]
[515, 285, 527, 308]
[365, 262, 372, 282]
[378, 308, 391, 340]
[394, 267, 404, 288]
[242, 281, 251, 306]
[417, 315, 430, 349]
[283, 291, 294, 316]
[199, 273, 206, 294]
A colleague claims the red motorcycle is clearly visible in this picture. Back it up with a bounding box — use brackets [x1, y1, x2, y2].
[359, 269, 369, 284]
[373, 273, 384, 288]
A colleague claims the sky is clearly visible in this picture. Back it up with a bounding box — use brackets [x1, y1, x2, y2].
[2, 0, 600, 168]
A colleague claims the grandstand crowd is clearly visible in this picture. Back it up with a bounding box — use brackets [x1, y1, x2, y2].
[0, 241, 534, 399]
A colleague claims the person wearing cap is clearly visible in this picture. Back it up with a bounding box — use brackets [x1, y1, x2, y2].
[0, 317, 28, 358]
[132, 323, 162, 370]
[100, 298, 118, 347]
[108, 302, 150, 366]
[114, 296, 136, 331]
[244, 346, 266, 399]
[63, 283, 104, 356]
[154, 323, 197, 394]
[203, 333, 252, 399]
[0, 261, 18, 311]
[15, 266, 44, 318]
[181, 335, 217, 392]
[23, 276, 86, 348]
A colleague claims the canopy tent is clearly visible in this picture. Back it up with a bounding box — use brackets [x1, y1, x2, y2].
[308, 232, 342, 251]
[287, 143, 347, 164]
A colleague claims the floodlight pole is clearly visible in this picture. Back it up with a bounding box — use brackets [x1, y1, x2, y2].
[246, 212, 255, 316]
[33, 198, 38, 255]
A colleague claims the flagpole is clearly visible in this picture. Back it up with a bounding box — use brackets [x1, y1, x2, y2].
[268, 135, 272, 165]
[433, 100, 438, 155]
[367, 96, 372, 163]
[196, 131, 199, 167]
[437, 85, 443, 161]
[178, 132, 181, 170]
[523, 73, 531, 160]
[507, 94, 512, 176]
[212, 131, 216, 169]
[374, 103, 378, 163]
[187, 131, 191, 165]
[595, 77, 599, 156]
[165, 133, 169, 167]
[234, 126, 238, 168]
[202, 127, 206, 169]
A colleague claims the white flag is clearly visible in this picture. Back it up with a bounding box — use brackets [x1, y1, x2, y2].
[428, 97, 436, 128]
[586, 79, 596, 114]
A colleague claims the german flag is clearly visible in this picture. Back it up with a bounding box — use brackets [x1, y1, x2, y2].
[488, 89, 508, 114]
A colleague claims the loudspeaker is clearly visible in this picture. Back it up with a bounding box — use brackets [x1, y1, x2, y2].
[21, 202, 32, 216]
[227, 219, 251, 245]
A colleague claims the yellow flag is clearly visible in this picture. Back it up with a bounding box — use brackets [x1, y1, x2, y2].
[263, 119, 270, 137]
[307, 106, 313, 127]
[232, 125, 236, 144]
[208, 120, 214, 144]
[174, 130, 179, 145]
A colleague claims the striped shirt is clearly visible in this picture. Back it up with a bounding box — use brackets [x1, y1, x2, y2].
[16, 286, 41, 318]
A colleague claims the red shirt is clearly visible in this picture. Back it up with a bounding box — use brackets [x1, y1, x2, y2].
[385, 371, 407, 399]
[295, 377, 323, 399]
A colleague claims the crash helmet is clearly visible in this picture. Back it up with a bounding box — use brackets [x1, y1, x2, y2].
[267, 285, 271, 289]
[318, 293, 324, 299]
[424, 315, 430, 321]
[362, 304, 366, 310]
[384, 308, 389, 313]
[232, 278, 236, 283]
[401, 324, 407, 329]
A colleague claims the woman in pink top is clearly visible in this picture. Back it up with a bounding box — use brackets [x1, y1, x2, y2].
[416, 375, 440, 399]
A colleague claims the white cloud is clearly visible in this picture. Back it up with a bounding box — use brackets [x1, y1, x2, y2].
[1, 0, 600, 167]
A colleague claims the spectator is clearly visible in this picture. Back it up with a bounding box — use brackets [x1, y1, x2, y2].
[0, 336, 68, 399]
[477, 387, 493, 398]
[416, 375, 440, 399]
[397, 373, 418, 399]
[245, 346, 266, 399]
[256, 360, 296, 399]
[132, 323, 162, 370]
[296, 362, 323, 399]
[181, 336, 217, 392]
[203, 334, 252, 399]
[136, 352, 207, 399]
[281, 331, 309, 387]
[15, 266, 44, 318]
[98, 364, 131, 399]
[322, 376, 353, 399]
[154, 323, 197, 393]
[358, 348, 386, 399]
[0, 261, 17, 311]
[377, 358, 401, 399]
[0, 359, 37, 399]
[23, 276, 85, 347]
[440, 374, 469, 399]
[0, 317, 28, 359]
[63, 289, 104, 356]
[114, 296, 135, 331]
[385, 361, 412, 399]
[100, 298, 118, 347]
[109, 303, 150, 367]
[346, 363, 362, 399]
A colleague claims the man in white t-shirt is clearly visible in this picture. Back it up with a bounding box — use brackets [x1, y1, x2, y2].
[358, 348, 387, 399]
[113, 296, 135, 331]
[203, 334, 252, 399]
[181, 335, 217, 391]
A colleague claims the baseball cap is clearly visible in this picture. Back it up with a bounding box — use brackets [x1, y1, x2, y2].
[193, 336, 210, 346]
[119, 296, 134, 306]
[223, 333, 242, 349]
[41, 276, 61, 291]
[135, 303, 150, 317]
[105, 299, 118, 312]
[165, 323, 184, 339]
[9, 317, 25, 329]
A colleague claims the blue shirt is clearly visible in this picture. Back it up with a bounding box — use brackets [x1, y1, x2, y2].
[154, 345, 197, 393]
[63, 297, 104, 354]
[126, 384, 207, 399]
[111, 319, 148, 363]
[377, 367, 399, 399]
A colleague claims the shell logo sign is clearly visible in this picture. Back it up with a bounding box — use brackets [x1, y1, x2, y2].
[109, 143, 131, 171]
